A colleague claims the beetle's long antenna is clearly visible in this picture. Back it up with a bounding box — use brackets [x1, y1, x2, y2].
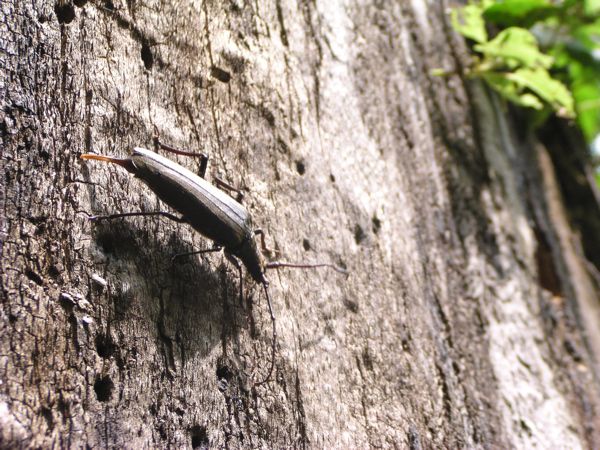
[81, 154, 136, 173]
[265, 261, 348, 275]
[254, 281, 277, 386]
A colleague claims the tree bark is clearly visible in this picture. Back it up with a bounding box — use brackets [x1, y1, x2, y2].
[2, 0, 600, 448]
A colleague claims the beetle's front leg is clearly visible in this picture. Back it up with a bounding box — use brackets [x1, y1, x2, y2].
[87, 211, 187, 223]
[214, 177, 244, 203]
[253, 229, 276, 257]
[224, 250, 244, 304]
[153, 127, 209, 178]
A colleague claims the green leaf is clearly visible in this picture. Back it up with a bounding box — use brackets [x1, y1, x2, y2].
[449, 0, 600, 141]
[549, 43, 573, 69]
[573, 81, 600, 141]
[478, 67, 575, 117]
[474, 27, 554, 69]
[571, 21, 600, 62]
[506, 68, 575, 116]
[483, 0, 558, 27]
[451, 4, 488, 44]
[565, 61, 600, 141]
[430, 68, 451, 77]
[481, 72, 545, 109]
[585, 0, 600, 16]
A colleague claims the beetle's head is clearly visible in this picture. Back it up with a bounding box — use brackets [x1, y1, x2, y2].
[235, 237, 268, 285]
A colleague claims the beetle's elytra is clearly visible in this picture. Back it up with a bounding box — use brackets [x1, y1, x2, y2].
[82, 147, 266, 283]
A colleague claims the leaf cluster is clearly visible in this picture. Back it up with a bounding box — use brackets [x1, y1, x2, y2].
[451, 0, 600, 142]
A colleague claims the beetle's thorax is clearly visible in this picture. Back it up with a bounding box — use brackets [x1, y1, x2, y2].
[232, 236, 266, 284]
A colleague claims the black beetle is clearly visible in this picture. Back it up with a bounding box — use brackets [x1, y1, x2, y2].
[81, 140, 345, 385]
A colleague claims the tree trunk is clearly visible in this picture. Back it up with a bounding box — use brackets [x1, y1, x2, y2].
[2, 1, 600, 448]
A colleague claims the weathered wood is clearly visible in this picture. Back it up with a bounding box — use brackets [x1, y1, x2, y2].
[2, 1, 599, 448]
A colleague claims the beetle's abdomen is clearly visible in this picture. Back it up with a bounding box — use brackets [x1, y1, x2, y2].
[131, 148, 251, 249]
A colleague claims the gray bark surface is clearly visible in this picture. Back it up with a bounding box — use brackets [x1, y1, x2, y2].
[2, 1, 600, 448]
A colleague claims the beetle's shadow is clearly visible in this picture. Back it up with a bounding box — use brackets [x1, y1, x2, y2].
[90, 219, 248, 363]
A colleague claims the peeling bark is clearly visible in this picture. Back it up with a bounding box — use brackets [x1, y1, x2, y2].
[2, 1, 600, 448]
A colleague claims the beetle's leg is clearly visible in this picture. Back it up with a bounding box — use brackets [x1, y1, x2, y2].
[153, 127, 209, 178]
[171, 245, 223, 263]
[198, 154, 208, 179]
[214, 177, 244, 203]
[265, 260, 348, 275]
[253, 229, 276, 256]
[224, 251, 277, 386]
[88, 211, 187, 223]
[253, 281, 277, 386]
[224, 251, 244, 305]
[223, 251, 276, 386]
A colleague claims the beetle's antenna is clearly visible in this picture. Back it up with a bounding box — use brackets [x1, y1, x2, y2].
[254, 281, 277, 386]
[81, 154, 136, 173]
[265, 261, 347, 275]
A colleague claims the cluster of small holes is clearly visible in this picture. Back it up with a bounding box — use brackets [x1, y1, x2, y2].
[94, 376, 114, 402]
[95, 333, 116, 358]
[190, 425, 209, 449]
[354, 224, 366, 244]
[48, 265, 60, 279]
[141, 40, 153, 70]
[54, 2, 75, 23]
[302, 239, 311, 251]
[372, 215, 381, 234]
[25, 269, 43, 285]
[344, 298, 359, 313]
[216, 365, 233, 382]
[210, 66, 231, 83]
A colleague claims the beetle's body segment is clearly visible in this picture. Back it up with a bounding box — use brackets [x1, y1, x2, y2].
[132, 146, 249, 244]
[132, 148, 248, 245]
[85, 147, 265, 283]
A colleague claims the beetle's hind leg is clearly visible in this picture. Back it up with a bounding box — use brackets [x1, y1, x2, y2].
[253, 229, 277, 257]
[254, 281, 277, 386]
[223, 251, 277, 386]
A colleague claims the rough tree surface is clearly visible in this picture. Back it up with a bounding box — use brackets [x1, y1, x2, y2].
[2, 1, 600, 448]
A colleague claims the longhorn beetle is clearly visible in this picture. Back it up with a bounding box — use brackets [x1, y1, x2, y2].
[81, 135, 346, 385]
